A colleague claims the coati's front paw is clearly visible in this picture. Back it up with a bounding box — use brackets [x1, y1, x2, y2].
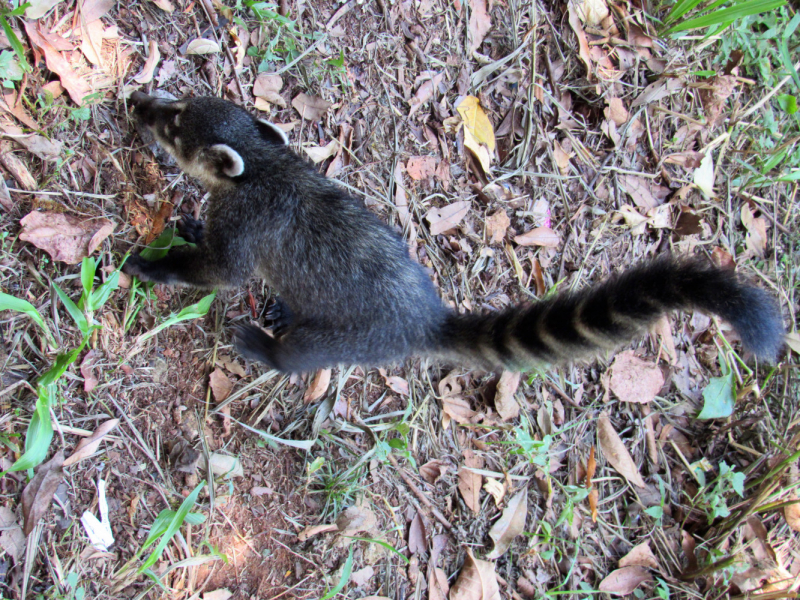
[122, 254, 155, 282]
[177, 215, 205, 244]
[232, 324, 279, 368]
[264, 297, 294, 337]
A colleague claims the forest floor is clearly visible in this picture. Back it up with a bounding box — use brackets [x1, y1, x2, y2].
[0, 0, 798, 598]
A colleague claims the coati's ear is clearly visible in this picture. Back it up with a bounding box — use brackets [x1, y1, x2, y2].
[256, 119, 289, 146]
[208, 144, 245, 178]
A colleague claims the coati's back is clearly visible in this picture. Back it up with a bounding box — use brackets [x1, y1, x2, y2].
[125, 93, 785, 374]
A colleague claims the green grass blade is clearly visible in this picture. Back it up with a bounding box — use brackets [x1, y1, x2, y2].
[141, 510, 206, 552]
[665, 0, 787, 34]
[0, 15, 29, 71]
[138, 481, 206, 574]
[0, 291, 54, 345]
[664, 0, 707, 26]
[318, 546, 353, 600]
[52, 282, 89, 337]
[136, 292, 216, 344]
[779, 13, 800, 93]
[344, 536, 410, 564]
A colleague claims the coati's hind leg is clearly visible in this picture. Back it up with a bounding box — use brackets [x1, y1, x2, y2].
[264, 297, 294, 337]
[233, 323, 338, 373]
[177, 215, 204, 244]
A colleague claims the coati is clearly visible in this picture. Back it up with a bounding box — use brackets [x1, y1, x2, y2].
[123, 92, 785, 374]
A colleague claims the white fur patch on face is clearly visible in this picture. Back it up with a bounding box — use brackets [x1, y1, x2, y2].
[257, 119, 289, 145]
[211, 144, 245, 177]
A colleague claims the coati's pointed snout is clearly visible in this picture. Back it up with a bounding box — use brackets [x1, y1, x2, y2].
[129, 91, 153, 107]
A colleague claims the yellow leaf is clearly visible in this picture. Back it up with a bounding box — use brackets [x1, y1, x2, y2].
[456, 96, 495, 173]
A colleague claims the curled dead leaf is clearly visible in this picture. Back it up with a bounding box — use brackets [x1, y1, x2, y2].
[425, 201, 470, 236]
[449, 549, 501, 600]
[25, 24, 92, 106]
[486, 487, 528, 559]
[63, 419, 120, 467]
[456, 96, 495, 173]
[485, 210, 510, 245]
[304, 368, 331, 403]
[458, 449, 484, 514]
[408, 511, 427, 555]
[186, 38, 220, 55]
[619, 541, 660, 569]
[597, 411, 646, 488]
[467, 0, 492, 54]
[494, 370, 521, 421]
[599, 566, 653, 596]
[22, 451, 65, 535]
[419, 459, 448, 484]
[20, 211, 115, 264]
[514, 226, 560, 248]
[209, 368, 233, 403]
[741, 203, 768, 257]
[292, 93, 332, 121]
[133, 40, 160, 84]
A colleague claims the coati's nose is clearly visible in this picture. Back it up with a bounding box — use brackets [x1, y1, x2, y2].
[130, 91, 153, 108]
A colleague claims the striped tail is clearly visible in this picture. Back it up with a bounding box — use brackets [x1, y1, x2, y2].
[438, 255, 784, 370]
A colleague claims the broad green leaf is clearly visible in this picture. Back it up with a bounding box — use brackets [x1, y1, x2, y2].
[139, 228, 190, 261]
[697, 370, 735, 419]
[89, 270, 120, 311]
[778, 170, 800, 182]
[138, 481, 206, 574]
[80, 257, 96, 301]
[777, 94, 798, 114]
[319, 546, 353, 600]
[38, 339, 86, 388]
[665, 0, 786, 34]
[52, 282, 89, 337]
[5, 386, 54, 473]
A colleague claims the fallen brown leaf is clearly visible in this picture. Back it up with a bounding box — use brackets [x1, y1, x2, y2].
[186, 39, 220, 54]
[148, 0, 175, 12]
[567, 0, 592, 77]
[485, 210, 510, 245]
[486, 487, 528, 559]
[450, 549, 501, 600]
[575, 0, 609, 26]
[598, 566, 652, 596]
[597, 411, 646, 488]
[619, 541, 660, 569]
[304, 140, 339, 164]
[292, 93, 332, 120]
[406, 156, 437, 181]
[419, 459, 448, 484]
[619, 175, 669, 210]
[209, 368, 233, 403]
[0, 506, 24, 561]
[784, 495, 800, 532]
[351, 566, 374, 587]
[253, 73, 286, 108]
[458, 449, 484, 514]
[202, 589, 232, 600]
[605, 97, 629, 126]
[22, 451, 65, 535]
[408, 511, 427, 555]
[25, 23, 91, 106]
[26, 0, 62, 19]
[304, 368, 331, 403]
[425, 201, 470, 236]
[80, 0, 115, 22]
[335, 502, 377, 535]
[408, 72, 443, 116]
[133, 40, 160, 84]
[378, 369, 409, 396]
[19, 211, 115, 264]
[494, 370, 521, 421]
[297, 523, 338, 541]
[700, 75, 738, 129]
[608, 351, 664, 404]
[79, 349, 100, 393]
[467, 0, 491, 53]
[514, 226, 560, 247]
[63, 419, 120, 467]
[588, 488, 598, 522]
[442, 394, 476, 425]
[483, 478, 506, 506]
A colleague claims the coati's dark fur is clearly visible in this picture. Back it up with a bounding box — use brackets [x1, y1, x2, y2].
[123, 93, 785, 373]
